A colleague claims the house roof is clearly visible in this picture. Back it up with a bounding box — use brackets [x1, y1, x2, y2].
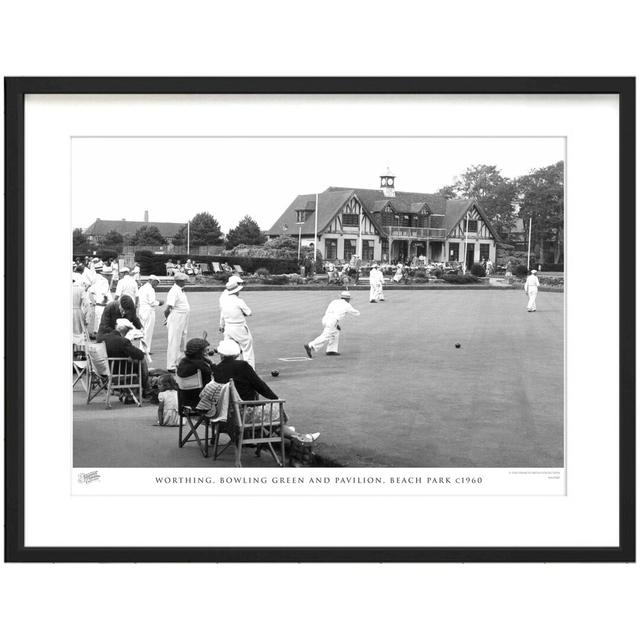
[267, 186, 501, 241]
[443, 200, 502, 240]
[84, 219, 187, 238]
[327, 187, 448, 216]
[267, 190, 355, 236]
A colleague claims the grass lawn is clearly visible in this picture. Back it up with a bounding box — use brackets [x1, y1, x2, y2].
[74, 287, 564, 468]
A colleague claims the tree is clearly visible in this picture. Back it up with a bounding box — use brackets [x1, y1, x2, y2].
[437, 184, 459, 200]
[173, 212, 223, 247]
[102, 230, 124, 248]
[446, 164, 518, 238]
[130, 225, 166, 246]
[516, 161, 564, 264]
[73, 227, 87, 250]
[172, 226, 186, 246]
[225, 215, 267, 249]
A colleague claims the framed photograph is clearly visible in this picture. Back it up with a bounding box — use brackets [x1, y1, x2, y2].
[5, 77, 635, 562]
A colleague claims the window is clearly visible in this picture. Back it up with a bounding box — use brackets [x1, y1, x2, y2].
[344, 239, 356, 261]
[381, 238, 389, 261]
[467, 219, 478, 233]
[325, 238, 337, 260]
[362, 240, 374, 261]
[342, 213, 359, 227]
[296, 210, 307, 224]
[479, 244, 490, 261]
[449, 243, 459, 261]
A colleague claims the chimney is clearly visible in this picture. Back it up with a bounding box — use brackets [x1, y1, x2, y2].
[144, 210, 149, 223]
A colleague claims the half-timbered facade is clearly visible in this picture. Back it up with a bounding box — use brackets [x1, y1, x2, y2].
[267, 172, 501, 265]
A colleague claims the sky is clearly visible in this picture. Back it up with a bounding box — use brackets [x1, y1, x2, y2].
[71, 136, 564, 233]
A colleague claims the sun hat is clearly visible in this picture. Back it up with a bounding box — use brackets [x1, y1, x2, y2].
[174, 272, 189, 282]
[340, 291, 351, 299]
[115, 318, 135, 331]
[225, 275, 244, 294]
[531, 269, 538, 274]
[148, 274, 160, 282]
[120, 266, 130, 273]
[216, 339, 241, 358]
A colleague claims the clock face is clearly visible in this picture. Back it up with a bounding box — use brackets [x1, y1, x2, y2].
[382, 177, 388, 186]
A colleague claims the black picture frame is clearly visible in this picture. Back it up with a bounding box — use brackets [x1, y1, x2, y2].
[4, 76, 635, 563]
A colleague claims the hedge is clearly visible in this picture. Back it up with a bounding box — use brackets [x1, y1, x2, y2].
[441, 274, 480, 284]
[134, 251, 298, 276]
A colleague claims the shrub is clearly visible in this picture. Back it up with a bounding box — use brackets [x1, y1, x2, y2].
[415, 268, 427, 278]
[412, 276, 429, 283]
[512, 264, 529, 278]
[470, 262, 486, 277]
[264, 275, 290, 285]
[441, 274, 480, 284]
[431, 268, 443, 279]
[255, 267, 270, 277]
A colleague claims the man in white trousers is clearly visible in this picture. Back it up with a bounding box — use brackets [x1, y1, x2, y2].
[164, 272, 190, 371]
[219, 275, 255, 368]
[87, 265, 113, 335]
[138, 275, 164, 353]
[524, 269, 540, 312]
[304, 291, 360, 357]
[368, 263, 385, 303]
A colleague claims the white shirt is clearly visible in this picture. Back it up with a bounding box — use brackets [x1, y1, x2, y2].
[88, 274, 112, 305]
[138, 282, 160, 311]
[323, 298, 360, 323]
[115, 274, 139, 300]
[220, 292, 251, 325]
[370, 268, 383, 285]
[525, 274, 540, 291]
[166, 284, 190, 312]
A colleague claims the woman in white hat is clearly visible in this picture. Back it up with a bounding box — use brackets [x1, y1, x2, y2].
[214, 339, 319, 443]
[219, 275, 255, 368]
[368, 263, 385, 303]
[164, 272, 190, 371]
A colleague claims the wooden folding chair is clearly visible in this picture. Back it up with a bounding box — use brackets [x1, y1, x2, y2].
[226, 380, 286, 467]
[175, 370, 211, 457]
[233, 264, 244, 275]
[73, 342, 89, 392]
[211, 262, 221, 273]
[85, 342, 143, 409]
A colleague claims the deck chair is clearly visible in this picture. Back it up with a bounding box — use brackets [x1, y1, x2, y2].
[211, 262, 221, 273]
[85, 342, 143, 409]
[224, 379, 286, 467]
[175, 370, 211, 457]
[73, 329, 90, 392]
[233, 264, 244, 275]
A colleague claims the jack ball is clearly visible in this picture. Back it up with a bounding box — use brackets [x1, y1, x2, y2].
[271, 370, 280, 377]
[455, 343, 461, 349]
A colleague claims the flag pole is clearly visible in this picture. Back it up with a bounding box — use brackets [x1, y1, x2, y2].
[463, 212, 469, 274]
[314, 193, 319, 267]
[527, 217, 532, 270]
[187, 221, 190, 255]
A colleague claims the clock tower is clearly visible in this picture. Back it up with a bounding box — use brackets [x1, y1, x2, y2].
[380, 167, 396, 198]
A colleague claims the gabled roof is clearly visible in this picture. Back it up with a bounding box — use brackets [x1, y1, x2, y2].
[443, 199, 502, 240]
[84, 219, 187, 237]
[267, 190, 357, 236]
[326, 186, 448, 216]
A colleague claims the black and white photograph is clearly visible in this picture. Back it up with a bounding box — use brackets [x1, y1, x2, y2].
[71, 136, 565, 473]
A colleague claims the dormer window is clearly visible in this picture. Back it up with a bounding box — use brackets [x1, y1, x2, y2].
[295, 209, 307, 224]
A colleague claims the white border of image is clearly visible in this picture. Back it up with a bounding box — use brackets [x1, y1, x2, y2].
[24, 93, 619, 547]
